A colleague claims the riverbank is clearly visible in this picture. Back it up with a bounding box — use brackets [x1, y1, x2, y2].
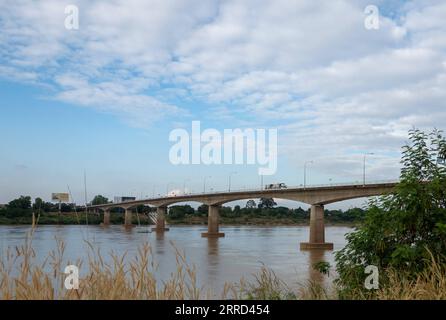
[0, 212, 359, 227]
[167, 216, 358, 227]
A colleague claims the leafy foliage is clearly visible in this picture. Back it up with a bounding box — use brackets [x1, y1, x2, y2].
[335, 129, 446, 297]
[91, 195, 109, 205]
[258, 198, 277, 209]
[313, 261, 331, 276]
[7, 196, 31, 210]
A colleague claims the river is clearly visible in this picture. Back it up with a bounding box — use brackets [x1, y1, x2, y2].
[0, 225, 352, 296]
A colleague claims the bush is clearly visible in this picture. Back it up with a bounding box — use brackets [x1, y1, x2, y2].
[335, 129, 446, 298]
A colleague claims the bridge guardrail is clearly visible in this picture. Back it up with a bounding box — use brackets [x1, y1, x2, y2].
[93, 179, 399, 207]
[172, 179, 399, 197]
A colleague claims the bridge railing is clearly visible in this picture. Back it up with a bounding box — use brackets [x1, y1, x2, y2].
[106, 179, 399, 205]
[179, 179, 399, 196]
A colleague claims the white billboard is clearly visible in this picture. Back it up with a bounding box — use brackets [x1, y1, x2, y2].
[52, 193, 69, 202]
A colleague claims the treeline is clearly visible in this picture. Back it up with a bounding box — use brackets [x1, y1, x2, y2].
[0, 195, 365, 225]
[167, 201, 365, 224]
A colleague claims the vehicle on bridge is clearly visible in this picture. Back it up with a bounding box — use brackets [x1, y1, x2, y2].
[264, 183, 287, 190]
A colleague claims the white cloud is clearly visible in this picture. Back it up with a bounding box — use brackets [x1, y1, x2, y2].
[0, 0, 445, 177]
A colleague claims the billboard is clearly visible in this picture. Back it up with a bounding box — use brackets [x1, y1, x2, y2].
[52, 193, 69, 202]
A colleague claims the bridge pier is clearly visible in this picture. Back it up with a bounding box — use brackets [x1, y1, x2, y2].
[201, 205, 225, 238]
[103, 209, 111, 225]
[300, 204, 333, 250]
[124, 208, 133, 226]
[152, 206, 170, 232]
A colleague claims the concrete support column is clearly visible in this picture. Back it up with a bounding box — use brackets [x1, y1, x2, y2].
[300, 204, 333, 250]
[103, 209, 111, 225]
[152, 206, 170, 232]
[201, 205, 224, 238]
[124, 208, 133, 226]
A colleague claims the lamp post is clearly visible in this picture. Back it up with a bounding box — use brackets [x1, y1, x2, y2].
[166, 182, 173, 196]
[203, 176, 211, 193]
[228, 171, 237, 192]
[183, 179, 190, 195]
[304, 160, 313, 189]
[363, 153, 374, 186]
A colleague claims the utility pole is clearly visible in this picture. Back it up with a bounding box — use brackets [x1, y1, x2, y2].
[203, 176, 211, 193]
[228, 172, 237, 192]
[304, 161, 313, 189]
[84, 169, 88, 224]
[183, 179, 190, 195]
[363, 153, 374, 186]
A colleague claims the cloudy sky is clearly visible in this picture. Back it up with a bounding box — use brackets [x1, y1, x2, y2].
[0, 0, 445, 209]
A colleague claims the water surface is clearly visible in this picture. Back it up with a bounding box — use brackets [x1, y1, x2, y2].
[0, 225, 352, 295]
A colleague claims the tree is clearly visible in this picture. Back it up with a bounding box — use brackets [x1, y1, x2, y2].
[335, 129, 446, 297]
[169, 205, 195, 219]
[60, 203, 73, 212]
[258, 198, 277, 209]
[91, 195, 109, 205]
[197, 204, 209, 216]
[8, 196, 31, 210]
[245, 200, 256, 209]
[33, 197, 44, 211]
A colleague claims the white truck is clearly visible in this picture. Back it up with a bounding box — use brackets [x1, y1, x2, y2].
[264, 183, 287, 190]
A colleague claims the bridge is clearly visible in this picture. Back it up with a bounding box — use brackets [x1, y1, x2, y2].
[89, 181, 397, 250]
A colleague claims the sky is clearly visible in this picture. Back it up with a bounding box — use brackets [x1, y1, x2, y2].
[0, 0, 445, 209]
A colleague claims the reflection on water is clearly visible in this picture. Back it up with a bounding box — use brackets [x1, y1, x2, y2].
[0, 225, 352, 294]
[307, 249, 327, 287]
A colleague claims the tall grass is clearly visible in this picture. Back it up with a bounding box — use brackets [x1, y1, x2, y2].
[375, 256, 446, 300]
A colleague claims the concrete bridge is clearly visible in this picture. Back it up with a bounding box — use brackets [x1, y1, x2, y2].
[89, 181, 397, 250]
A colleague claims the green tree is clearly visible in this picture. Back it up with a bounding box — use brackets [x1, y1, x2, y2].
[258, 198, 277, 209]
[33, 197, 44, 211]
[8, 196, 31, 210]
[169, 205, 195, 219]
[245, 200, 256, 209]
[91, 195, 109, 205]
[197, 204, 208, 216]
[335, 129, 446, 297]
[60, 203, 73, 212]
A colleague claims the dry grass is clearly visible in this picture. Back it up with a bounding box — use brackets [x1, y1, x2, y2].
[374, 256, 446, 300]
[223, 266, 295, 300]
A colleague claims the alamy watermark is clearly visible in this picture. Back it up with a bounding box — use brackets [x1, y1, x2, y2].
[364, 265, 379, 289]
[169, 121, 277, 175]
[64, 265, 79, 290]
[64, 5, 79, 30]
[364, 5, 380, 30]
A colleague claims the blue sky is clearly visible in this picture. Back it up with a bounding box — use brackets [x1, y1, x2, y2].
[1, 0, 445, 209]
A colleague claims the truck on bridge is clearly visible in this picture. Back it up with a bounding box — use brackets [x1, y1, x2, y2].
[264, 183, 287, 190]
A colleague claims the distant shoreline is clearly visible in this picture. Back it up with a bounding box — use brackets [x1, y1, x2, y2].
[0, 210, 362, 227]
[0, 221, 358, 227]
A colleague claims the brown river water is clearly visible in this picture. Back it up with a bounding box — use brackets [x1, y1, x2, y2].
[0, 225, 353, 295]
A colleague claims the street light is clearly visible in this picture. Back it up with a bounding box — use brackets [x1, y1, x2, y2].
[183, 178, 190, 195]
[304, 160, 313, 189]
[363, 153, 374, 186]
[203, 176, 211, 193]
[166, 182, 174, 196]
[228, 171, 237, 192]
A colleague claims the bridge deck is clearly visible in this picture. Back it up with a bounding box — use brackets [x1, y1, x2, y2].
[89, 180, 398, 210]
